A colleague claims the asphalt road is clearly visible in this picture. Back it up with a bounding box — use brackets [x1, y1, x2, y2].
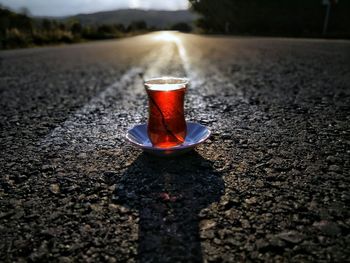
[1, 32, 349, 262]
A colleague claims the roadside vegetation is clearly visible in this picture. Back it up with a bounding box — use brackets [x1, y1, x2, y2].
[0, 8, 175, 49]
[189, 0, 350, 38]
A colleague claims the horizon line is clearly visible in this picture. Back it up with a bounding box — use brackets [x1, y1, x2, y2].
[0, 5, 191, 18]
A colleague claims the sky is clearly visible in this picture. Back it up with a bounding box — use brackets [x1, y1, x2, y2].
[0, 0, 189, 16]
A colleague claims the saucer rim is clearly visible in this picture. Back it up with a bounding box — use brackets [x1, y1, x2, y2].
[126, 122, 211, 152]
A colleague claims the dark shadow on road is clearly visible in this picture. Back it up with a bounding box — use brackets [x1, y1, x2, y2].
[114, 151, 224, 262]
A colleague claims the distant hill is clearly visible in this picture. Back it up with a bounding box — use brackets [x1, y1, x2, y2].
[67, 9, 198, 28]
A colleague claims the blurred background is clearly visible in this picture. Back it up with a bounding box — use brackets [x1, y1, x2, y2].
[0, 0, 349, 49]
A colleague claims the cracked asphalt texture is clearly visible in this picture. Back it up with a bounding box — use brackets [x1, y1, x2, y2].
[0, 32, 349, 262]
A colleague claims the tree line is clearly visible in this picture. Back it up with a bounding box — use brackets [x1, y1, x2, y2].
[189, 0, 350, 38]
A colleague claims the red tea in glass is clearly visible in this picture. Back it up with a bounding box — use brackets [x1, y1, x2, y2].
[144, 77, 188, 148]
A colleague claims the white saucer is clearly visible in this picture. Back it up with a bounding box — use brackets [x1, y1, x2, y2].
[126, 122, 211, 156]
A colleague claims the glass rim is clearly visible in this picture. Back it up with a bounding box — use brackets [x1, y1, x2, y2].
[144, 76, 189, 90]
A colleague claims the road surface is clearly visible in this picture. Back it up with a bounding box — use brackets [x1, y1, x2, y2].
[1, 32, 349, 262]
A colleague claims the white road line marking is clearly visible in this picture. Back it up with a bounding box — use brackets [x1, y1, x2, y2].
[40, 67, 143, 149]
[173, 36, 203, 88]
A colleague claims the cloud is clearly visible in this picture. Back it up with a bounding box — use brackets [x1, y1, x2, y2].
[0, 0, 189, 16]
